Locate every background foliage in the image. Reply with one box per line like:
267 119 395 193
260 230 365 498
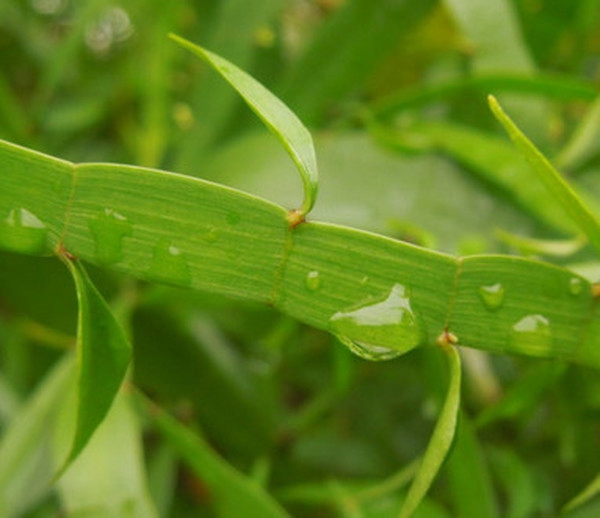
1 0 600 516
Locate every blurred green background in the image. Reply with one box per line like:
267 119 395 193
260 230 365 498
1 0 600 516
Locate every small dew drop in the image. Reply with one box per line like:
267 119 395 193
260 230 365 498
329 284 425 361
510 314 551 355
226 211 241 226
88 208 132 264
151 239 191 286
360 275 369 285
569 277 583 296
305 270 321 291
479 283 505 311
203 226 219 243
1 208 49 254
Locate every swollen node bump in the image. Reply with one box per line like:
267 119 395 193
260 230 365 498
286 209 305 229
436 327 458 347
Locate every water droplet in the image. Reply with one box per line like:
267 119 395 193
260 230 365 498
569 277 583 296
510 314 551 355
305 270 321 291
88 209 131 264
329 284 425 361
360 276 369 285
479 283 504 311
205 226 219 243
0 208 49 254
226 211 241 226
151 239 191 286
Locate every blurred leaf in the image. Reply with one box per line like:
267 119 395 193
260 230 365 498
475 362 566 429
371 74 597 119
278 0 437 125
57 258 131 473
170 34 318 218
446 416 498 518
54 389 158 518
370 119 576 233
494 229 585 257
557 96 600 172
489 95 600 255
174 0 283 168
0 355 74 517
139 393 290 518
398 345 461 518
564 472 600 514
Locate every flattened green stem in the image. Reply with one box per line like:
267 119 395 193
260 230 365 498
169 34 318 219
488 95 600 255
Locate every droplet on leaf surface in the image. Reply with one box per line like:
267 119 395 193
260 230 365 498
329 284 425 361
0 208 48 254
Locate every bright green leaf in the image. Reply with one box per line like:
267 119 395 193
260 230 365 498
0 355 74 517
138 393 289 518
169 33 318 219
489 95 600 255
398 345 462 518
57 258 132 473
54 390 158 518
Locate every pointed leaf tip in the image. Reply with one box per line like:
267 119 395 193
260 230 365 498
57 258 132 475
169 33 318 218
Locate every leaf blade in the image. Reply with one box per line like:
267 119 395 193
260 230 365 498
58 257 132 473
488 95 600 254
398 345 462 518
169 33 318 218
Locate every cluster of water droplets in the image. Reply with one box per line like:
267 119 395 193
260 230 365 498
329 283 425 361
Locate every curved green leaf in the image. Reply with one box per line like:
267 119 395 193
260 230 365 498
138 393 289 518
54 389 158 517
0 355 74 517
489 95 600 255
169 34 318 219
398 345 462 518
58 257 132 474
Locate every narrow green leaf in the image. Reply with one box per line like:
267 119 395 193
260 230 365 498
563 473 600 514
556 96 600 172
277 0 437 125
54 390 158 518
371 74 597 120
58 257 132 473
446 416 499 518
138 393 290 518
494 229 585 257
169 33 318 219
398 345 462 518
489 95 600 255
0 355 74 517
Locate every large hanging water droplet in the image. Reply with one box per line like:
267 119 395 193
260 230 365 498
150 239 191 286
0 208 49 254
479 283 504 311
568 277 583 296
329 284 425 361
305 270 321 291
88 208 131 264
510 314 551 355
